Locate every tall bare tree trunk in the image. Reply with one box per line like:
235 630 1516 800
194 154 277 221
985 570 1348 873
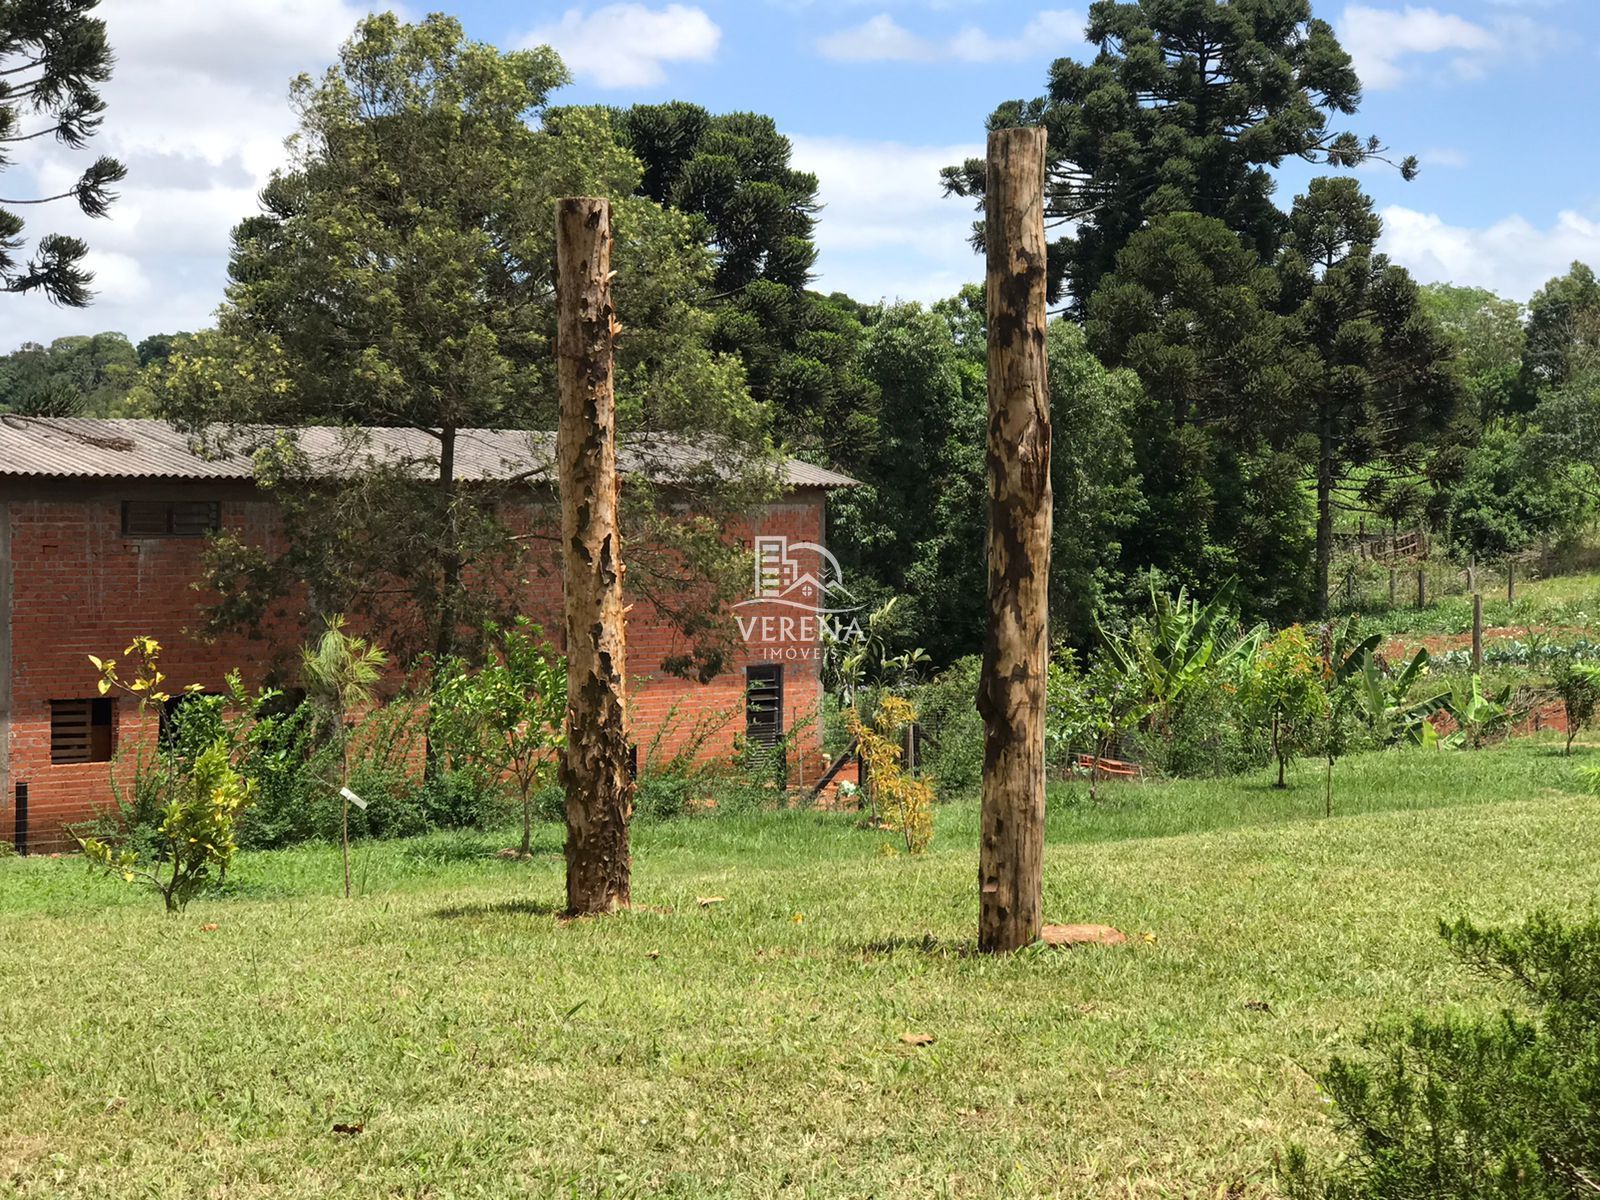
555 197 633 916
976 127 1052 955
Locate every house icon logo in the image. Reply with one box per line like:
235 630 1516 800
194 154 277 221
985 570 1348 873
737 536 860 616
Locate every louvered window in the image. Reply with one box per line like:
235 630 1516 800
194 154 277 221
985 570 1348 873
122 500 220 537
745 665 784 748
50 699 115 764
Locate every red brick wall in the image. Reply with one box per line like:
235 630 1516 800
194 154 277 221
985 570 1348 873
0 482 831 852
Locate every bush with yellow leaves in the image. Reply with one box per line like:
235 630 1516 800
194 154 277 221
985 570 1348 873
846 695 934 855
77 639 252 913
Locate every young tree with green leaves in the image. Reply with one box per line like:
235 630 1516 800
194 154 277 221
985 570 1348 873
432 620 565 858
943 0 1411 313
1243 625 1326 789
301 616 387 898
0 0 126 306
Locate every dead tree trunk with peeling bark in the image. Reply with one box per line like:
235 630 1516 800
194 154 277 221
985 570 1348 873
555 196 634 915
976 126 1052 955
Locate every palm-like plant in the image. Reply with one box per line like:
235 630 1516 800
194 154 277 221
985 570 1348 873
301 615 388 897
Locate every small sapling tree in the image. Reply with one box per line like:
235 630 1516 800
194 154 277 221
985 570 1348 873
846 695 933 854
1244 626 1327 789
1552 656 1600 755
77 638 252 913
432 619 566 858
300 616 387 898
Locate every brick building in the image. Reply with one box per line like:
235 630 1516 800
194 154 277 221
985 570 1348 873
0 417 855 852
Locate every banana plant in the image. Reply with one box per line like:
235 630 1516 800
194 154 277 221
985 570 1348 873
1437 675 1517 750
1098 579 1263 723
1352 648 1452 746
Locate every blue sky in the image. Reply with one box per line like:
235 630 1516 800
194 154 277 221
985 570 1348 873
7 0 1599 347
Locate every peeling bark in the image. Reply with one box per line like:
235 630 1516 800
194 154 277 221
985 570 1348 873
976 127 1052 955
555 197 633 916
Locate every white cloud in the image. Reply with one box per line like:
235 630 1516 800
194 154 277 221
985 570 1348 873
790 134 984 303
817 10 1086 64
1338 4 1557 89
817 14 931 61
1420 147 1469 169
520 4 720 88
1381 205 1600 300
6 0 372 347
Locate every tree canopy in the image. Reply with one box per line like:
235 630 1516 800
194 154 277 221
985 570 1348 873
942 0 1411 312
147 14 776 676
0 0 126 306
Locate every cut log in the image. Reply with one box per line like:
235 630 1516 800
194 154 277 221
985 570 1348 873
976 126 1052 955
555 196 634 916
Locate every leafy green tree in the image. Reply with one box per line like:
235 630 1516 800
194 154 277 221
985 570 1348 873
1088 212 1314 617
1521 262 1600 402
607 102 872 461
0 0 126 305
1447 423 1593 559
829 302 980 661
1046 320 1145 644
1420 283 1525 423
150 15 775 675
1277 178 1459 614
0 331 140 415
432 619 566 858
1243 624 1325 788
943 0 1410 312
833 295 1145 663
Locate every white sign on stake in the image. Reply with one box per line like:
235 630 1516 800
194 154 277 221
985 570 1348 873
339 786 368 811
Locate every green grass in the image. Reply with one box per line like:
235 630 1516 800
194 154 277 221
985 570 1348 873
2 741 1597 1197
1347 568 1600 640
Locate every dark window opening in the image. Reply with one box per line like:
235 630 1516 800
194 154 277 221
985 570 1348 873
51 698 115 764
122 500 220 537
745 665 784 748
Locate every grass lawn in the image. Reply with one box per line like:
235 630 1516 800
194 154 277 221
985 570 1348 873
1352 567 1600 640
2 741 1597 1197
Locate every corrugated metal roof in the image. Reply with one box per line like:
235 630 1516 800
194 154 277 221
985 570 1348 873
0 417 858 490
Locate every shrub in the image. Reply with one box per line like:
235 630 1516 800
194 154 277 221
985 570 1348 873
848 695 933 853
1242 625 1328 789
81 740 252 913
1552 657 1600 755
1287 912 1600 1199
911 657 984 799
431 619 565 857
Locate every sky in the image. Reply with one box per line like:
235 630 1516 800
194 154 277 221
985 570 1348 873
5 0 1600 349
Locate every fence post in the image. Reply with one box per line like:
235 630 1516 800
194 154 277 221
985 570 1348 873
1472 592 1484 675
1417 567 1426 610
1507 560 1516 603
976 125 1052 956
1389 567 1398 608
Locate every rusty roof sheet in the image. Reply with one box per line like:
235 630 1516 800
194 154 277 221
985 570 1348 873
0 417 857 490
